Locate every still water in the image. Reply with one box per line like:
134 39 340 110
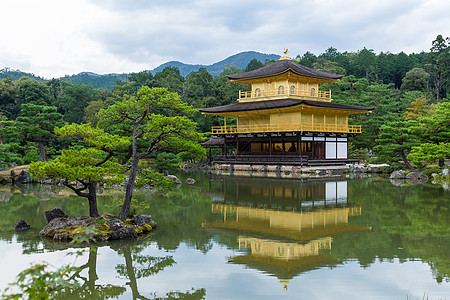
0 173 449 299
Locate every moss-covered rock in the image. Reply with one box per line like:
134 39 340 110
40 212 157 242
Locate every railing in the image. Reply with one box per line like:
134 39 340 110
211 123 362 134
239 89 332 102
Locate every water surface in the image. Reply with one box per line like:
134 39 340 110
0 173 449 299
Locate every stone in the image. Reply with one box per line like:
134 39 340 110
166 175 181 185
315 169 327 176
405 172 428 183
132 214 157 229
186 178 196 184
15 170 33 184
14 220 31 231
44 208 68 223
106 219 137 240
389 170 406 179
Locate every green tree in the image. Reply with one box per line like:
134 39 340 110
408 142 450 168
15 77 51 109
373 120 419 169
401 68 430 92
425 34 450 101
0 77 17 119
244 58 264 72
16 103 65 162
57 82 96 123
98 86 203 219
29 124 130 217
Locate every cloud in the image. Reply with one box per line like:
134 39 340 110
0 0 449 78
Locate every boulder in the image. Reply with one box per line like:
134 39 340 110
14 220 31 231
45 208 68 223
166 175 181 185
15 170 33 184
405 172 428 183
443 169 449 177
389 170 406 179
186 178 196 184
106 219 138 240
132 214 157 228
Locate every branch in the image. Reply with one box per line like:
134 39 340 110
62 180 89 198
95 149 114 167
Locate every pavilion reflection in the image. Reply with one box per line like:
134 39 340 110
205 177 370 289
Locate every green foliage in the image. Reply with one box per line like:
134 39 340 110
373 120 419 169
2 263 81 299
135 168 175 191
408 143 450 168
0 143 24 167
155 152 181 173
16 103 65 161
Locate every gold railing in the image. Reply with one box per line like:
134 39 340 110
211 123 362 134
239 89 332 102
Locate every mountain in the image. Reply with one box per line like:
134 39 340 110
0 68 45 82
1 51 280 89
59 72 129 90
151 51 280 77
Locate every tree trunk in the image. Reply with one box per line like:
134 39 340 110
400 150 415 170
38 141 46 162
438 158 444 168
88 182 99 217
119 123 139 220
119 155 139 219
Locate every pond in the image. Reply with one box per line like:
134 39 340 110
0 173 449 299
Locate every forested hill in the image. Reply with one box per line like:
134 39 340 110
0 51 279 89
152 51 280 77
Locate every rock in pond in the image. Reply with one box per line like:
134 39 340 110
186 178 196 184
40 213 157 242
389 170 406 179
45 208 68 223
14 220 31 231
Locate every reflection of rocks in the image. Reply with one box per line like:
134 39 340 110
33 184 65 201
390 170 406 179
14 220 31 231
15 183 34 195
40 211 157 242
390 179 406 187
0 190 13 202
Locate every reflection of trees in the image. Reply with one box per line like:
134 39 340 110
56 247 126 299
115 244 175 300
333 178 450 282
134 179 214 253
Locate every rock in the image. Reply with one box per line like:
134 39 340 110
186 178 196 184
15 170 33 184
14 220 31 231
315 169 327 176
106 219 137 240
44 208 68 223
405 172 428 183
166 175 181 185
389 170 406 179
132 214 157 229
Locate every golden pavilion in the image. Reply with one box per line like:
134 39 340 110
200 53 374 166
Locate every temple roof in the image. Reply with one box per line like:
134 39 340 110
227 59 344 81
199 98 375 114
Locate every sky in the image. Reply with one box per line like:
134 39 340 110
1 0 449 79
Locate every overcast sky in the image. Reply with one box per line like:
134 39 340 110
1 0 449 78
